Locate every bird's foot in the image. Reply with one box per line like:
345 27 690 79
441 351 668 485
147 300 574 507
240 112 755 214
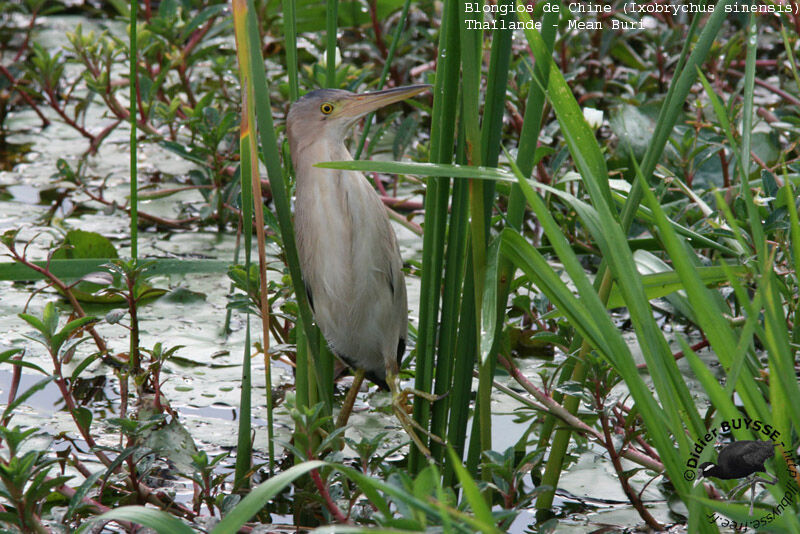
395 386 447 414
388 374 447 460
752 474 778 486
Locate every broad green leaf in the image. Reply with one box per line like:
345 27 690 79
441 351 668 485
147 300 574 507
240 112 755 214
211 461 324 533
51 230 119 260
75 506 195 534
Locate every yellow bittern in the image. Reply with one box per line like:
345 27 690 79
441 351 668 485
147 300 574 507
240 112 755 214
287 84 440 457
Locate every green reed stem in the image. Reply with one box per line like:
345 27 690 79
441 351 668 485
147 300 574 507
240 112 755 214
282 0 299 102
409 0 460 473
129 0 138 260
471 0 513 480
354 0 412 160
325 0 338 88
456 0 487 477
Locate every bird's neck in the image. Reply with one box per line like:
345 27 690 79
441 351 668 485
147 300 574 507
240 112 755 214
295 137 353 181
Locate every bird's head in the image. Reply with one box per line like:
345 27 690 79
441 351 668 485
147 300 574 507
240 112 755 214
698 462 715 479
286 85 430 156
693 461 716 488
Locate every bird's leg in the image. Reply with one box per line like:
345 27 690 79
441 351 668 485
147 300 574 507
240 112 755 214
335 368 365 429
746 474 777 515
751 474 778 486
727 476 754 500
388 373 447 460
727 473 777 501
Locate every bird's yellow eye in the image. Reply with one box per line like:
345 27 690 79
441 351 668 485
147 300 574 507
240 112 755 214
320 102 334 115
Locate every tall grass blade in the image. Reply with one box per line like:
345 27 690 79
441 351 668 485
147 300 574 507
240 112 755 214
739 10 766 261
516 1 735 516
247 77 274 476
633 145 770 424
231 0 257 488
429 159 469 467
448 448 494 527
507 176 715 530
239 0 325 403
466 0 514 477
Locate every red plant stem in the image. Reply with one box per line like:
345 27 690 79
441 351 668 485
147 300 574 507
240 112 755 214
371 172 388 196
386 205 422 235
12 7 37 62
750 150 773 177
368 0 388 59
182 18 215 60
88 119 123 154
127 287 140 375
496 355 664 472
599 411 663 530
0 65 51 127
45 350 115 470
81 187 200 227
1 354 22 427
57 482 112 514
636 338 709 369
136 65 148 125
6 253 108 355
380 196 423 211
172 18 217 111
505 100 525 134
635 433 661 461
727 69 800 106
719 149 730 189
728 59 779 68
310 468 349 523
99 89 162 135
43 88 96 141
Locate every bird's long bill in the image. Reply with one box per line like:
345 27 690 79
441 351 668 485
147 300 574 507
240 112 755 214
342 84 431 119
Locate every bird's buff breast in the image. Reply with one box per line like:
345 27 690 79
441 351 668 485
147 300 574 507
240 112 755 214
295 167 400 371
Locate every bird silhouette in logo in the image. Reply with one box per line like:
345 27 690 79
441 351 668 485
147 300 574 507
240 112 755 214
696 440 777 514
